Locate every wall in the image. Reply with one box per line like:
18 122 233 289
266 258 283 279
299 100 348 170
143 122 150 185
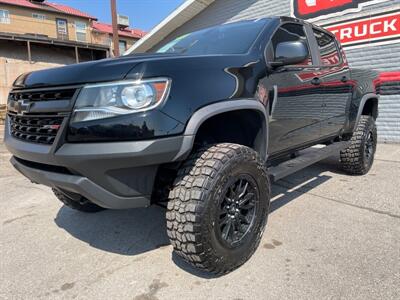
0 39 94 106
151 0 400 142
0 4 91 43
0 55 63 123
91 31 112 48
91 31 137 54
0 38 108 107
121 36 137 52
0 57 63 103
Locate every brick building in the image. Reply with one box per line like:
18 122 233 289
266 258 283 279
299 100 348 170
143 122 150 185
92 21 145 55
127 0 400 142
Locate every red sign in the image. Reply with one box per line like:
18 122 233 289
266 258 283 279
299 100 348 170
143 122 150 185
325 12 400 47
291 0 390 21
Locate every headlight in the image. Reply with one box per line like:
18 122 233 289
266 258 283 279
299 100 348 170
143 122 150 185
71 78 171 122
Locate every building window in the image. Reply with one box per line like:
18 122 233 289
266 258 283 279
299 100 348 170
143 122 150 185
32 13 46 21
57 19 68 34
75 21 87 42
119 40 127 54
0 9 10 24
56 18 68 40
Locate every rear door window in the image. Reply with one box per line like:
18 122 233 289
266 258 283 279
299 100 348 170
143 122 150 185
313 29 341 66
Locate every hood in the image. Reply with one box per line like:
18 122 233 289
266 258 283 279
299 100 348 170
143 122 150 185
12 53 189 89
13 53 258 90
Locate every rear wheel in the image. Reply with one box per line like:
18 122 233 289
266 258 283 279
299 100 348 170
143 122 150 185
166 143 270 275
52 188 105 213
340 115 377 175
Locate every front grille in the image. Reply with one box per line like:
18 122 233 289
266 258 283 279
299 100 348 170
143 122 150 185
7 87 77 145
8 113 64 145
9 89 76 102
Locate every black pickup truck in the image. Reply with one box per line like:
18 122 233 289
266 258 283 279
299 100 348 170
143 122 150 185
5 17 379 275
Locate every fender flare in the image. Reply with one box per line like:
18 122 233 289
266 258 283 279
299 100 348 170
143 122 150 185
354 93 379 130
173 99 269 161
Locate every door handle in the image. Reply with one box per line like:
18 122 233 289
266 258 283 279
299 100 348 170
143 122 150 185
311 77 321 85
341 76 348 83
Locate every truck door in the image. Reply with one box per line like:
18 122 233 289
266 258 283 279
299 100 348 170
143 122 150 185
261 23 324 155
311 28 353 138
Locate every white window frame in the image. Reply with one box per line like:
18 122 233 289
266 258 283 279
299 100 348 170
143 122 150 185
75 21 87 42
0 9 10 24
32 13 46 21
56 19 68 35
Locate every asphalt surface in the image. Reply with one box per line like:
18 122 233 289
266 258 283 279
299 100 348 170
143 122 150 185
1 134 399 299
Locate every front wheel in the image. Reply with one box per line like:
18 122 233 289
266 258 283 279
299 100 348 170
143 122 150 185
166 143 271 275
340 115 377 175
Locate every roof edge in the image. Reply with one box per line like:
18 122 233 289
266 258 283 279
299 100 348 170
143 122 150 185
92 21 146 39
0 1 97 20
124 0 215 55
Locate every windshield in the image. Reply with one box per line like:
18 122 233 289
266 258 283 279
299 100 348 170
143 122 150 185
155 19 269 55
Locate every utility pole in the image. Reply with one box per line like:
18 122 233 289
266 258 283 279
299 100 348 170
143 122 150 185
110 0 120 57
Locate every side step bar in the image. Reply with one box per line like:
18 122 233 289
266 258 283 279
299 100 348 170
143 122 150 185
268 141 349 182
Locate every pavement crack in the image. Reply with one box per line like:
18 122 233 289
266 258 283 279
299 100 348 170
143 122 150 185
3 213 37 225
375 158 400 164
275 181 400 219
133 279 168 300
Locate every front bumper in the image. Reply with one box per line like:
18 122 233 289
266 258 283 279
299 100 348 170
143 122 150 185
10 156 150 209
5 116 192 209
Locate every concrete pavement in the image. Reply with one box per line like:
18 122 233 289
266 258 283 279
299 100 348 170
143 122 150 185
1 139 399 300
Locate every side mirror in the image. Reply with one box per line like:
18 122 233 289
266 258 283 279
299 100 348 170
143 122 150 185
272 41 309 67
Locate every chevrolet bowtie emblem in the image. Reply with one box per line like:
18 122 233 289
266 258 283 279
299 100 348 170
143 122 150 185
15 100 33 115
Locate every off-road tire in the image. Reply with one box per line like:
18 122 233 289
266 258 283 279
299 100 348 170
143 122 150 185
166 143 271 275
340 115 377 175
52 188 105 213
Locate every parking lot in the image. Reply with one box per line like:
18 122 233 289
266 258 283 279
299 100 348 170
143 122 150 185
1 133 399 299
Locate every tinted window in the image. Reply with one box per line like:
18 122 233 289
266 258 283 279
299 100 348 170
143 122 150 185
313 29 340 66
271 23 312 65
155 19 269 55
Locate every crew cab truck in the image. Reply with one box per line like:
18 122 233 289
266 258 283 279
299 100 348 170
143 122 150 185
5 17 379 275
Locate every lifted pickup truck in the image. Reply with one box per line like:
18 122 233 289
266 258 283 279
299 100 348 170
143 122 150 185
5 17 379 275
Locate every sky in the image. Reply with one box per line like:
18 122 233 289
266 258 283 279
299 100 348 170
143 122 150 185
53 0 186 31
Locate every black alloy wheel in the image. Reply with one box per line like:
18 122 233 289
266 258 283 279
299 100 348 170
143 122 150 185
218 176 258 247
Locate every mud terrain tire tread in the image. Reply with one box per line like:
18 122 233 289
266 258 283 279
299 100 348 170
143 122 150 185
340 115 377 175
166 143 270 275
